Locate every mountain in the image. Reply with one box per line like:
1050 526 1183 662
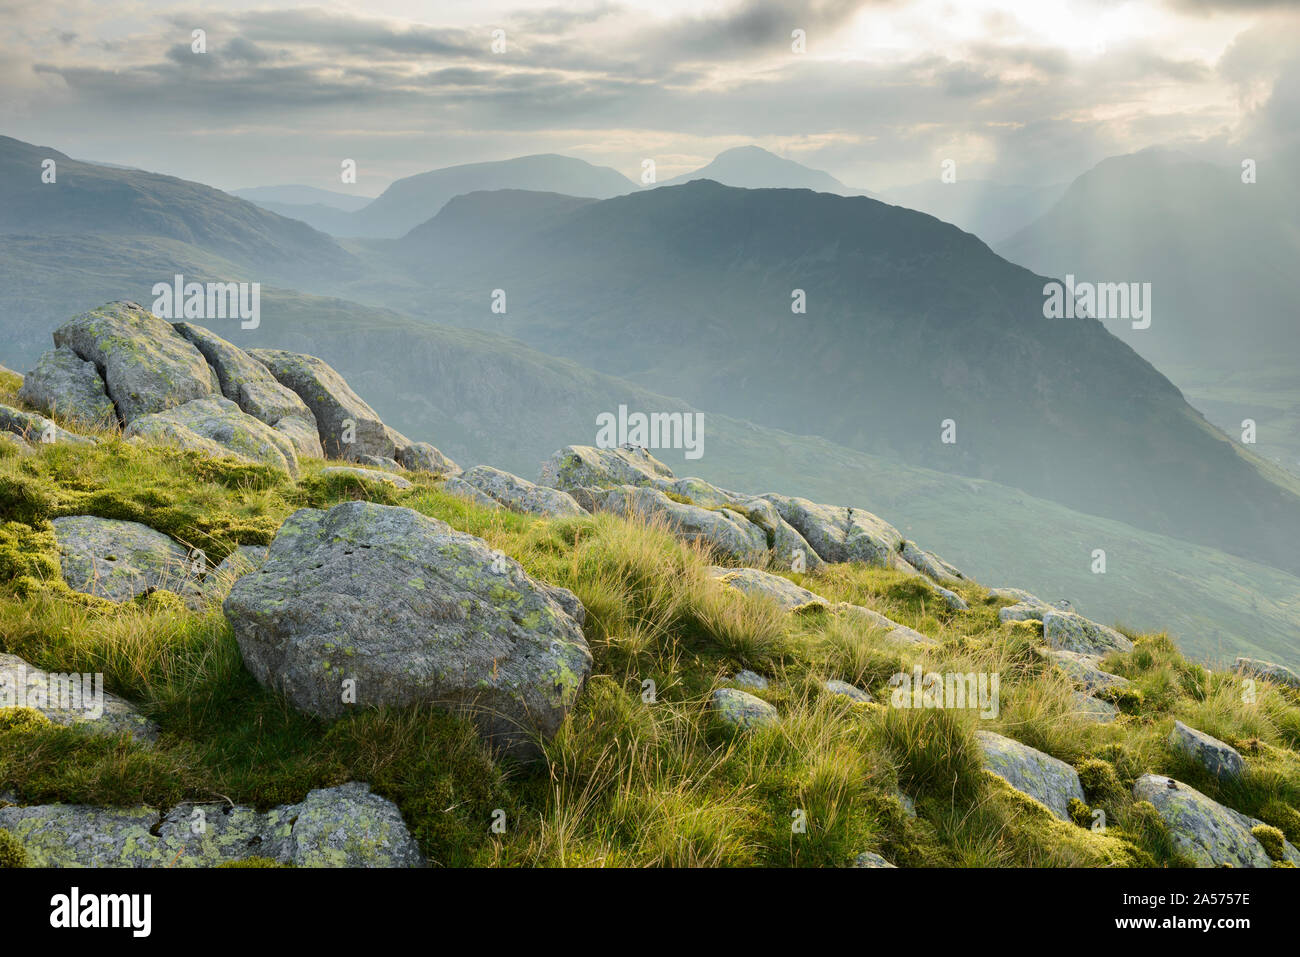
658 145 870 194
380 180 1300 579
232 185 374 211
880 178 1068 244
288 154 640 238
0 135 356 281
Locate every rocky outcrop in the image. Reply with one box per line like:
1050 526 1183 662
760 495 903 568
0 653 159 744
1042 611 1133 656
16 347 117 429
731 670 769 690
52 302 219 424
1168 721 1245 781
459 465 586 517
52 515 198 603
0 782 424 868
1235 657 1300 689
0 404 95 447
977 730 1086 821
223 501 591 759
124 397 300 476
319 465 413 489
442 476 502 509
708 566 828 611
900 541 965 585
540 444 675 489
711 688 778 731
1041 648 1131 693
576 486 768 562
1132 775 1299 868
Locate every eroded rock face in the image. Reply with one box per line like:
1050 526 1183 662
459 465 586 517
1042 611 1133 656
728 496 826 573
1168 721 1245 781
17 347 117 429
53 301 219 424
52 515 197 602
977 730 1086 821
539 444 675 489
760 495 903 567
1132 775 1285 868
172 323 322 458
0 653 159 744
0 782 424 868
0 404 95 447
711 688 778 731
124 397 300 475
224 502 591 759
576 485 767 562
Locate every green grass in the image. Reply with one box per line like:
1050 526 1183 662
2 391 1300 867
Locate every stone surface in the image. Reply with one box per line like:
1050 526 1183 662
708 566 828 612
824 679 873 703
0 404 95 447
1168 720 1245 781
389 435 460 477
1132 774 1279 868
17 347 117 429
900 541 965 585
998 601 1047 623
1042 611 1133 656
1071 691 1119 723
760 494 903 567
1234 657 1300 689
976 730 1086 821
200 545 269 601
125 397 299 475
711 688 778 731
731 669 769 690
1042 648 1131 693
459 465 586 517
0 782 424 868
578 485 768 562
539 444 676 489
224 501 591 759
442 476 502 509
0 653 159 744
837 604 937 647
52 515 197 602
851 851 897 868
728 496 826 573
319 465 413 489
251 348 392 459
173 322 323 458
52 301 219 424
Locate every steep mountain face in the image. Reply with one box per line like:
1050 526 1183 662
879 178 1067 245
997 150 1300 374
314 154 637 238
657 145 869 194
0 136 356 282
383 180 1300 577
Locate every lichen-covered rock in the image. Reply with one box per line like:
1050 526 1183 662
53 515 197 602
727 496 826 573
200 545 269 601
711 688 778 731
760 495 903 567
224 501 591 759
651 476 745 507
1234 657 1300 689
539 444 676 490
389 435 460 477
1041 648 1131 693
1132 775 1280 868
442 476 502 509
250 348 391 459
1168 721 1245 781
0 653 159 744
837 604 937 647
1042 611 1133 656
999 601 1047 623
824 679 873 703
0 783 424 867
125 397 299 475
851 851 897 868
708 566 828 612
17 347 117 429
731 670 769 690
1072 691 1119 723
318 465 413 489
459 465 586 517
579 485 768 562
172 322 323 458
0 404 96 447
976 730 1086 821
933 584 968 611
52 301 219 424
900 541 965 585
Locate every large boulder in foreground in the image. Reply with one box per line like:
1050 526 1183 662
224 501 591 759
0 783 423 867
977 730 1085 821
1132 774 1299 868
17 347 117 429
52 301 219 424
124 397 300 475
52 515 198 602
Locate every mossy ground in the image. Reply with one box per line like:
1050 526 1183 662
2 380 1300 867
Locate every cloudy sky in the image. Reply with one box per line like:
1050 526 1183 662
1 0 1296 194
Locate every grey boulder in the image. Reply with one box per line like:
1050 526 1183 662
1132 774 1296 868
124 397 299 475
577 485 767 562
1168 720 1245 781
539 444 676 490
760 495 903 567
459 465 586 517
52 515 198 602
0 404 95 447
1043 611 1133 656
1234 657 1300 690
976 730 1086 821
17 347 117 429
711 688 778 731
319 465 413 489
0 652 159 744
